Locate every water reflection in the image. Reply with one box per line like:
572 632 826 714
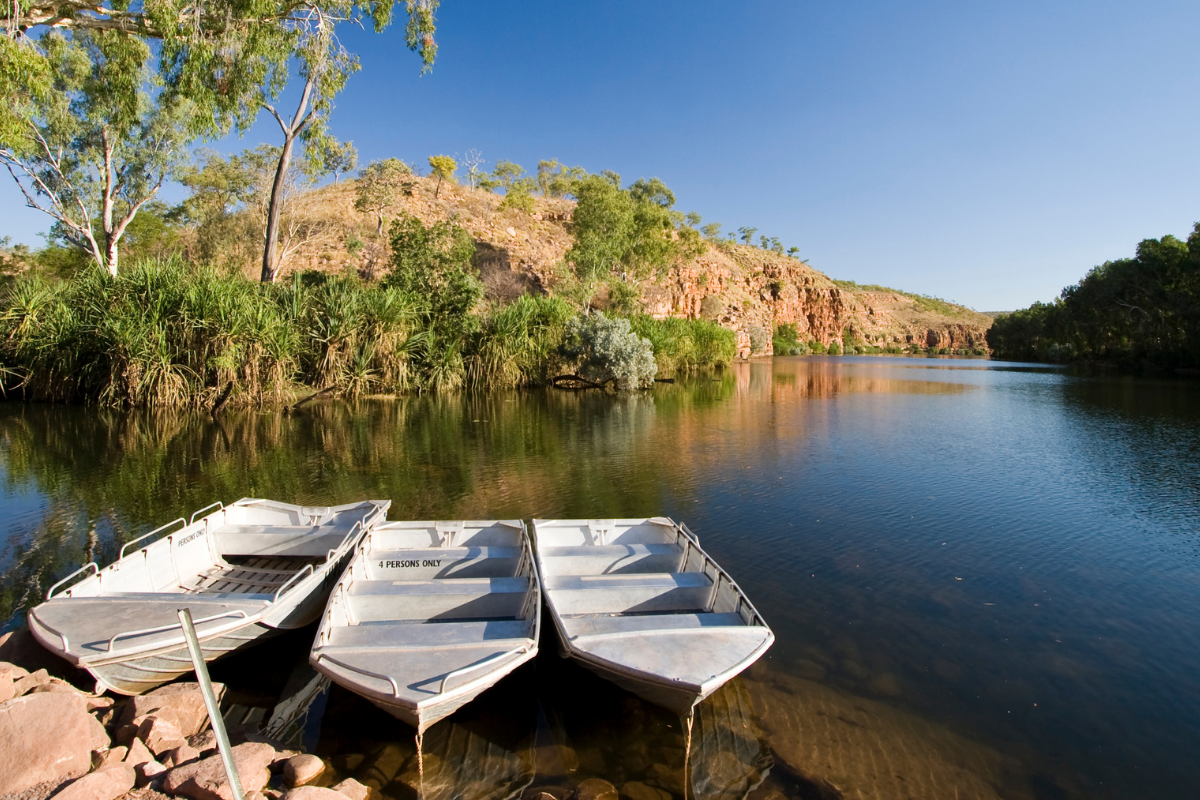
2 357 1199 799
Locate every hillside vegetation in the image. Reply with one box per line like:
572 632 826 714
988 227 1200 368
0 159 991 407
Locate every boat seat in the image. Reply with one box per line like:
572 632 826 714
363 547 521 580
560 611 744 640
215 527 348 558
347 577 530 622
538 543 683 576
542 572 712 615
324 619 532 650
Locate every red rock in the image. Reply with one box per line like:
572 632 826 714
285 788 349 800
283 754 325 787
28 678 88 697
330 778 373 800
12 667 51 696
0 672 11 703
97 745 128 768
163 743 202 767
163 741 276 800
52 763 136 800
87 695 116 713
188 729 218 754
124 736 155 767
137 714 188 755
121 682 224 738
137 757 168 786
0 661 30 681
0 692 97 794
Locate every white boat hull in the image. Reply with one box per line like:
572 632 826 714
311 520 541 733
30 498 388 694
533 518 774 718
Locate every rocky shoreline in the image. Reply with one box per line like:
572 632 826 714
0 658 379 800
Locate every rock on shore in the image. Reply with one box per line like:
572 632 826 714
0 652 369 800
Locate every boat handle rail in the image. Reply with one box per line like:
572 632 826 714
315 653 400 697
272 564 314 602
106 609 248 652
439 645 527 695
677 521 768 624
120 518 187 561
189 502 225 525
46 562 99 600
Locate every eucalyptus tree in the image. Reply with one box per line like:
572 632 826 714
322 139 358 183
2 0 443 281
355 158 412 235
0 30 192 275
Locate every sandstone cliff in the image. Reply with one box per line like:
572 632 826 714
280 176 991 359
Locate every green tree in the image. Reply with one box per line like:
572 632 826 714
738 226 757 244
482 160 525 192
536 159 586 198
701 222 723 240
355 158 412 235
0 30 192 275
3 0 440 148
685 211 702 228
428 154 457 198
386 212 482 384
322 140 358 183
628 177 675 208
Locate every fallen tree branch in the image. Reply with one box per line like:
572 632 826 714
210 381 233 416
285 386 334 414
549 374 605 391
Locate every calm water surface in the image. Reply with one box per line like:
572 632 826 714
1 356 1198 800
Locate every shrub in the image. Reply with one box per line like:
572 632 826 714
559 313 657 390
498 187 534 213
700 294 723 320
827 340 842 355
773 323 804 355
747 325 769 355
808 340 827 354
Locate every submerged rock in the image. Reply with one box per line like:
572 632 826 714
745 668 1035 799
866 672 902 697
619 782 671 800
330 776 374 800
575 777 618 800
796 659 827 681
533 745 579 777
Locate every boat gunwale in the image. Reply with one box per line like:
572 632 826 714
30 498 389 665
309 518 542 731
531 516 774 709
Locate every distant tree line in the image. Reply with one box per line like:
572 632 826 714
987 226 1200 368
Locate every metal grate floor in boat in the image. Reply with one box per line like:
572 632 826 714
185 557 310 595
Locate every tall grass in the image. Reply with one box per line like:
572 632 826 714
0 259 737 407
629 315 737 373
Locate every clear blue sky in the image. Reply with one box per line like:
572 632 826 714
4 0 1200 311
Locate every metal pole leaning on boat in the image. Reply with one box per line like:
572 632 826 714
177 608 246 800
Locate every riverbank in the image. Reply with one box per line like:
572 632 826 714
0 259 735 408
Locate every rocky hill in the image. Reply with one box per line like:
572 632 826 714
284 176 992 358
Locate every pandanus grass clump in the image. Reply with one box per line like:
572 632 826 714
0 255 735 408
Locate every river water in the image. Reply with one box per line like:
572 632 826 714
1 356 1198 799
